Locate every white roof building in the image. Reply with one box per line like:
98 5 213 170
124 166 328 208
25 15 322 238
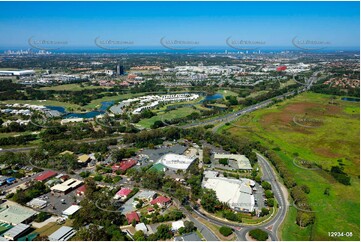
203 177 255 212
26 198 48 209
50 179 83 193
3 223 30 241
171 220 185 231
158 153 196 170
135 223 148 233
48 226 76 241
214 153 252 170
62 205 81 217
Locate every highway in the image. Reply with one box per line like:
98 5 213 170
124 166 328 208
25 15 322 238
0 73 320 240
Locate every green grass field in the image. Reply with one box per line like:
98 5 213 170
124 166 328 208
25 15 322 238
138 106 199 128
38 83 110 91
83 92 149 110
219 92 360 241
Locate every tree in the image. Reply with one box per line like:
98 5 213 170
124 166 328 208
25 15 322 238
264 190 274 199
201 189 221 213
261 181 271 190
156 224 173 240
266 198 275 207
77 224 110 241
301 184 310 194
133 231 146 241
35 212 49 222
219 158 229 166
260 208 270 217
219 226 233 237
249 229 269 241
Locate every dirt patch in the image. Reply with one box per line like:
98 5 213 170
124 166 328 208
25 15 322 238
313 147 340 158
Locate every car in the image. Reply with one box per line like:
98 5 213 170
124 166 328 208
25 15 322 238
61 199 66 204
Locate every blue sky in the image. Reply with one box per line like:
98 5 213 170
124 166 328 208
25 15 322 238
0 1 359 49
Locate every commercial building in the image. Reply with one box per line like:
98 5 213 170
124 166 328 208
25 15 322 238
214 153 252 170
77 154 91 164
62 205 81 217
0 70 35 76
50 179 83 194
26 198 48 209
34 170 57 182
76 185 86 196
203 177 255 212
48 226 76 241
157 153 196 170
3 223 31 241
0 202 37 225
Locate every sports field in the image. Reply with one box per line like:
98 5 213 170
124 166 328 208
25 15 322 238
220 92 360 241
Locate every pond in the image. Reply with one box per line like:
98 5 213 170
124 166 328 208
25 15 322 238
46 101 114 119
201 93 224 102
341 97 360 102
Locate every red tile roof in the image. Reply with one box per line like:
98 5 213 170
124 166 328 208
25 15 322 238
126 211 140 224
116 188 132 197
112 159 137 172
151 196 171 205
76 185 86 195
35 171 57 182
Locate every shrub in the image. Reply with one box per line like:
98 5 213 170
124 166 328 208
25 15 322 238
249 229 269 241
219 226 233 237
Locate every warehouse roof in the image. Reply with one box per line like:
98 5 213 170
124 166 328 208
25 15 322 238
48 226 76 241
3 223 30 240
35 170 57 182
214 153 252 170
62 205 81 216
0 202 37 225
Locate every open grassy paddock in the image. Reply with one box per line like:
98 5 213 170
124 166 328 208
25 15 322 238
138 106 200 128
219 92 360 241
38 83 111 91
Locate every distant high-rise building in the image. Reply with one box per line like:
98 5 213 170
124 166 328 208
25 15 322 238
116 65 124 76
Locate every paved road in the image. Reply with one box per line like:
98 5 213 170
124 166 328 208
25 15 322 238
188 153 286 241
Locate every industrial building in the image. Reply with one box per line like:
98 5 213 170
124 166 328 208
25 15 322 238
157 153 196 170
202 177 255 212
0 202 37 225
214 153 253 170
34 170 57 182
48 226 76 241
3 223 31 241
26 198 48 209
0 70 35 76
50 179 83 194
62 205 81 217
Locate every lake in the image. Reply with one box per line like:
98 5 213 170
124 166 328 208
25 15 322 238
201 93 224 102
46 101 114 119
341 97 360 102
